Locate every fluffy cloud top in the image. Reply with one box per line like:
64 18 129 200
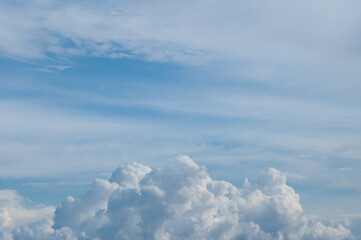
0 156 357 239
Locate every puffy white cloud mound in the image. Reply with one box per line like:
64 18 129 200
0 156 357 239
0 190 73 240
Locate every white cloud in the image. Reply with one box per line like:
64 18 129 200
0 190 54 227
1 156 358 239
1 0 361 74
31 65 72 73
0 190 59 240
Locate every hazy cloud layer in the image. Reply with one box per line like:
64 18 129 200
0 156 358 239
1 1 361 71
1 0 361 107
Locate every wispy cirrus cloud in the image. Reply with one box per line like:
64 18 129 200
1 0 361 67
1 0 360 104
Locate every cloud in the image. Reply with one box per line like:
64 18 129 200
31 65 72 73
0 190 54 227
0 190 58 240
0 156 358 239
1 0 361 71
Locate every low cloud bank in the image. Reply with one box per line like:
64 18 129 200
0 156 358 239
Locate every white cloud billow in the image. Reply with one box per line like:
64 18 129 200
0 156 357 239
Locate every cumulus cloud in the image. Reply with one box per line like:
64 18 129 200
0 190 62 240
0 190 54 227
0 156 358 239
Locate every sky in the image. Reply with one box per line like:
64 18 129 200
1 0 361 239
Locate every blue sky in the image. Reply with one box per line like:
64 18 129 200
1 0 361 222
